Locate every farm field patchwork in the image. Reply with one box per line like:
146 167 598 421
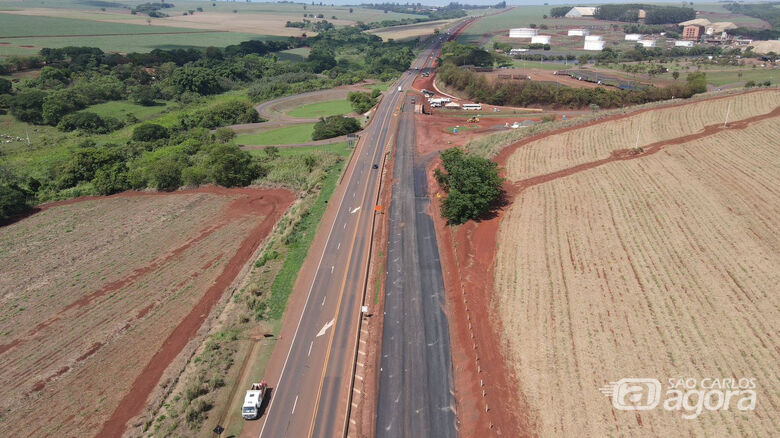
286 99 353 118
0 187 293 437
504 89 780 181
493 95 780 437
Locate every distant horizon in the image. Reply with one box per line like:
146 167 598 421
243 0 723 7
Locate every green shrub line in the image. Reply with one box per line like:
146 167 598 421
268 158 344 319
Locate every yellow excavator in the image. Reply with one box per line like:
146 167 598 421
467 116 479 123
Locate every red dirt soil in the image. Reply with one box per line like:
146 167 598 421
421 88 779 438
415 115 535 437
0 186 293 438
97 187 294 437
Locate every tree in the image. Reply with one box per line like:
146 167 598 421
672 71 680 80
312 115 361 140
0 183 30 221
0 78 11 95
349 7 353 13
206 143 262 187
129 85 158 106
170 66 222 95
264 146 280 159
434 148 502 225
214 127 236 143
8 89 47 124
132 123 169 142
93 162 129 195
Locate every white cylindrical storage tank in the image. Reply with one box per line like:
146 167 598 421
583 40 605 51
567 29 589 36
509 28 538 38
625 33 641 41
531 35 551 44
584 35 603 41
638 39 656 47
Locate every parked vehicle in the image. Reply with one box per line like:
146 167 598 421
242 382 268 420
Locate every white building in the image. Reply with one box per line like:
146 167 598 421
637 39 656 47
583 40 605 51
509 28 538 38
674 40 694 47
565 7 597 18
624 33 641 41
567 29 589 37
584 35 603 42
531 35 551 45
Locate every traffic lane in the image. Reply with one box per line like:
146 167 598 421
258 208 357 437
272 86 398 437
258 150 380 437
310 93 399 437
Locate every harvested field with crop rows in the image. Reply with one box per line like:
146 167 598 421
504 90 780 182
494 98 779 436
0 187 292 437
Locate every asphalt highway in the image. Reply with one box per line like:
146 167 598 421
375 22 474 438
255 25 466 438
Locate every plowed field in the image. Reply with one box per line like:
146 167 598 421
0 187 293 437
494 92 779 436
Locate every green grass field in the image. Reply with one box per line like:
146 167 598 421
87 100 171 121
249 141 351 158
286 100 353 118
0 13 197 38
277 47 311 63
236 123 315 146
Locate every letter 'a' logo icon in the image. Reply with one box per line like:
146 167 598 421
600 378 662 411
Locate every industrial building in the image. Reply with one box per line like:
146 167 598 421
624 34 641 41
567 29 589 36
637 39 656 48
509 28 538 38
674 40 695 48
584 35 603 42
583 40 605 51
531 35 552 45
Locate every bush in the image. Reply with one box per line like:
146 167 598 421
178 100 259 130
348 91 378 114
205 143 263 187
0 184 30 221
170 66 222 96
57 111 122 133
312 115 360 140
132 123 169 142
434 148 502 225
129 85 158 106
0 78 11 95
8 90 47 124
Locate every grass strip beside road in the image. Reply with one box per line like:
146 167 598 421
236 123 315 145
287 100 353 118
268 158 345 318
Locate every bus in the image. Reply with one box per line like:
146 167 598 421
462 103 482 111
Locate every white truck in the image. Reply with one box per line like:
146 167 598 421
242 382 268 420
397 85 402 92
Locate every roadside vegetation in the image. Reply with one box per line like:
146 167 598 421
348 89 381 113
149 142 350 436
0 26 416 218
434 147 502 225
437 42 709 108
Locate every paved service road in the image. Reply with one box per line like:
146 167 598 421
255 22 468 438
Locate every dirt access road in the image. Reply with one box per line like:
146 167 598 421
0 187 293 438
